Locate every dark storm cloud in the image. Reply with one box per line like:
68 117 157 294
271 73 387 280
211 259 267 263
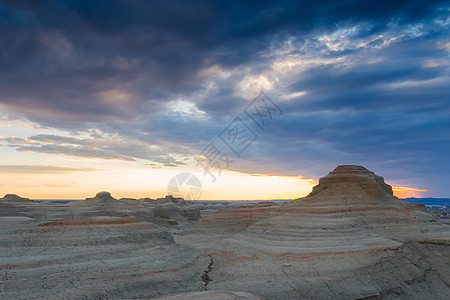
0 0 449 194
0 0 446 121
249 44 449 190
285 39 449 113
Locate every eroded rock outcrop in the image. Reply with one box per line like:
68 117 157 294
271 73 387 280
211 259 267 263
1 165 448 299
85 191 117 203
153 203 201 221
177 165 450 299
153 195 200 223
0 216 209 299
308 165 394 198
138 197 156 203
156 195 185 205
0 194 32 202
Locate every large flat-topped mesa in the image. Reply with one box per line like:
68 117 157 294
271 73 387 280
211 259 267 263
306 165 395 199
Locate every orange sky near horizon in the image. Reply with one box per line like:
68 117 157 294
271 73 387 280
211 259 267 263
0 162 428 200
0 161 427 200
0 118 430 200
1 0 449 202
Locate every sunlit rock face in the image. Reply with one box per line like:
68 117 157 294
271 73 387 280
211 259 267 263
178 165 450 300
308 165 394 198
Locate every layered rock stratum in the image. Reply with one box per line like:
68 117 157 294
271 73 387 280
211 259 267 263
0 192 207 299
177 165 450 299
0 216 209 299
0 166 448 299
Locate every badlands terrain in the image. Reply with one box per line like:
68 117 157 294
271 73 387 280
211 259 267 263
0 165 449 299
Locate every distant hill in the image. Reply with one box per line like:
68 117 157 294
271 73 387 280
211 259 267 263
402 197 450 206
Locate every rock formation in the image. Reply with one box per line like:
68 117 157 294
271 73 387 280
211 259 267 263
138 197 156 203
153 196 201 222
153 203 201 221
177 165 450 299
0 216 209 299
153 203 184 219
309 165 394 197
1 165 448 299
118 197 137 201
84 191 117 203
0 194 32 202
156 195 185 205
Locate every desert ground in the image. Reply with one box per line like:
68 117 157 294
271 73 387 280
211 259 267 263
0 166 449 299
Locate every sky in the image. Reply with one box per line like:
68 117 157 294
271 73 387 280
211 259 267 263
0 0 449 200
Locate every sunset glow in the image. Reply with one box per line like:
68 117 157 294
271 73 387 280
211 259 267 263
0 1 448 200
392 186 428 198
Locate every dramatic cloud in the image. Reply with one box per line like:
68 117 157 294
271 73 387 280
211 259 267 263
0 133 188 166
0 0 449 195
